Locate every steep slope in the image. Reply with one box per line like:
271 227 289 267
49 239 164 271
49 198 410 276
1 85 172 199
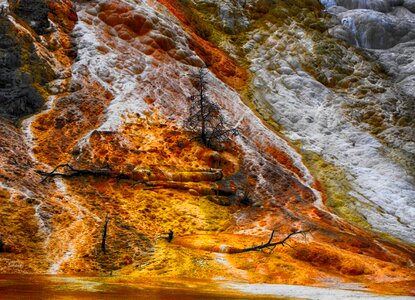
167 0 415 242
0 0 414 296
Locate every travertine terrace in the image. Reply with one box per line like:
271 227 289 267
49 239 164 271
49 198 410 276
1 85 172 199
0 0 414 296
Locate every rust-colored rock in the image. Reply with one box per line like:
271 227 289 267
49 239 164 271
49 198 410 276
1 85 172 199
158 0 248 91
98 1 153 36
48 0 78 32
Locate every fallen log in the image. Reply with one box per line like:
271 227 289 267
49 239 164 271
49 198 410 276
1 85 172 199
37 164 116 183
37 164 223 185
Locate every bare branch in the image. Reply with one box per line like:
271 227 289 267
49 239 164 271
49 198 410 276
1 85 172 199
266 229 276 245
230 228 312 254
37 163 115 183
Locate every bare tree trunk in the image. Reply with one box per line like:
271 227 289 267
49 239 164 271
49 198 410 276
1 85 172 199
167 230 174 242
198 69 207 146
102 214 109 253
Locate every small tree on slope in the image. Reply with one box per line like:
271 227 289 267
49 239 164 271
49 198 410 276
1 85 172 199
185 68 237 149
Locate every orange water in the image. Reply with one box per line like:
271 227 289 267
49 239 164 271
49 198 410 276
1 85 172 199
0 275 288 300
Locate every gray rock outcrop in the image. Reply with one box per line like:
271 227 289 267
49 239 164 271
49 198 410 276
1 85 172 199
322 0 415 49
0 19 44 121
8 0 50 34
403 0 415 12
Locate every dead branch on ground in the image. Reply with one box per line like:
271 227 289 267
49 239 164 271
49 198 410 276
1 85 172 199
37 163 224 185
37 163 115 183
231 228 312 254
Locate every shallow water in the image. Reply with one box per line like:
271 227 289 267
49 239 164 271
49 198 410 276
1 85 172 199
1 275 413 300
0 275 286 300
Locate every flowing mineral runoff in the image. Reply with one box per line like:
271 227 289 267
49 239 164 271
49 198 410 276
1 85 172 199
239 0 415 242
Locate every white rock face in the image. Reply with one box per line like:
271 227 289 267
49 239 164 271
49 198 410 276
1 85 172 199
180 0 415 242
248 45 415 241
404 0 415 11
372 40 415 98
321 0 415 164
323 0 398 12
336 10 414 48
229 5 414 241
217 0 249 34
322 0 415 49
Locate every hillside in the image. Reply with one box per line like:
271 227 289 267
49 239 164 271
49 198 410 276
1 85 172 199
0 0 414 296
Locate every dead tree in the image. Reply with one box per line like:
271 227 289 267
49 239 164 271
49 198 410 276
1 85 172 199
227 228 312 254
102 214 109 253
166 230 174 242
185 68 238 148
37 163 115 183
